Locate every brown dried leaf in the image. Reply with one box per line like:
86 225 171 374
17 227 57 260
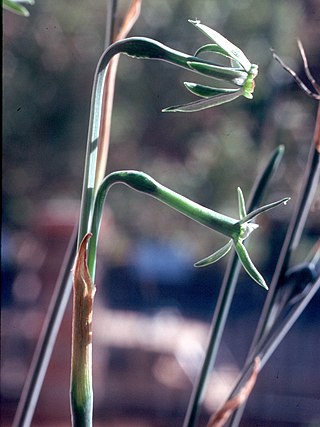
70 233 96 409
72 233 96 352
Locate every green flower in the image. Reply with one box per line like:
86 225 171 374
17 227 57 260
89 171 289 289
163 20 259 112
194 187 288 290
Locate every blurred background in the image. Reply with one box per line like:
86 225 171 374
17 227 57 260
2 0 320 426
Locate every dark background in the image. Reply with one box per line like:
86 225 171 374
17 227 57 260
2 0 320 426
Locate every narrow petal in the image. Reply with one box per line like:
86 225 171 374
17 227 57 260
184 82 240 99
194 240 233 267
195 43 235 60
240 197 290 224
187 61 247 86
234 240 268 289
3 0 33 16
189 20 252 72
162 91 241 113
237 187 247 220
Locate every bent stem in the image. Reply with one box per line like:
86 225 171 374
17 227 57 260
71 19 255 426
71 4 141 425
78 23 258 245
87 169 288 286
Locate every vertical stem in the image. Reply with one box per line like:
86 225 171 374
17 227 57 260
12 226 77 427
71 4 141 425
256 104 319 342
228 104 320 427
182 146 284 427
183 257 242 427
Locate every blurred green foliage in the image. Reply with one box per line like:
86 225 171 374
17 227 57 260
3 0 319 266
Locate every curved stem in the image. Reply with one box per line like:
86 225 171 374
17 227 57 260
87 170 239 280
78 36 250 247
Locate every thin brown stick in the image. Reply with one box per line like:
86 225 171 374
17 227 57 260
205 357 260 427
95 0 142 188
271 44 320 101
297 39 320 95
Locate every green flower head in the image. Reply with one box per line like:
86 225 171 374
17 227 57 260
90 172 289 290
163 20 259 112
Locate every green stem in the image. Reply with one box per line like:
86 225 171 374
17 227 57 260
88 170 240 280
224 273 320 427
182 145 284 427
228 105 320 427
78 36 250 247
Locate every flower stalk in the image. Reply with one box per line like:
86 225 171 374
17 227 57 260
78 20 258 246
88 170 289 288
72 19 260 426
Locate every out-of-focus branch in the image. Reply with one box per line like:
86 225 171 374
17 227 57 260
271 40 320 101
206 358 260 427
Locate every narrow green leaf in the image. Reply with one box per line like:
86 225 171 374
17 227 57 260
194 240 233 267
184 82 240 99
162 91 241 113
235 241 268 289
189 20 252 72
237 187 247 220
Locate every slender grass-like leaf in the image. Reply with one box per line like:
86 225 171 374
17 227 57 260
183 145 285 427
228 104 320 427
